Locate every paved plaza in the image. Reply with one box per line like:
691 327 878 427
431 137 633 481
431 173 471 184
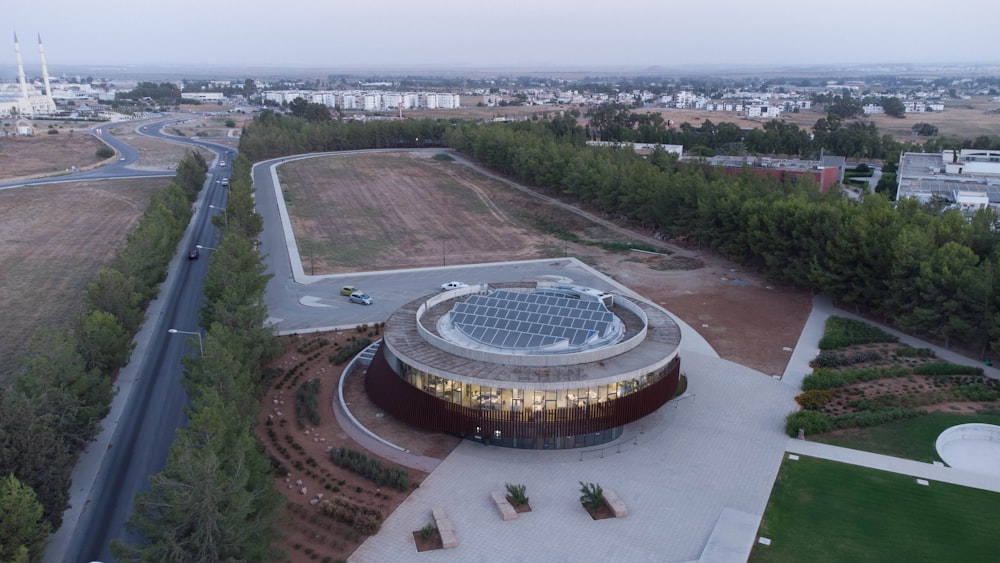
349 351 799 562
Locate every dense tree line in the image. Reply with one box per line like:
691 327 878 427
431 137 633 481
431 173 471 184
114 154 284 562
116 82 184 104
238 110 452 161
0 153 207 556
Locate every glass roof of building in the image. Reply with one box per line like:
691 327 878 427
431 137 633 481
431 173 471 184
449 289 615 350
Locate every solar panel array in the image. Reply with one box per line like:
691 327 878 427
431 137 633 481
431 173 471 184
449 290 614 349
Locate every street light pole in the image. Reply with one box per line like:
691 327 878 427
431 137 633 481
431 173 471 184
168 328 203 356
209 204 228 229
196 244 218 251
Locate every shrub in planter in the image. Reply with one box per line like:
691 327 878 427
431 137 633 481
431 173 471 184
505 482 529 506
579 482 604 509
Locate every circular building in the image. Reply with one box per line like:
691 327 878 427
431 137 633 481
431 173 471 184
365 282 682 449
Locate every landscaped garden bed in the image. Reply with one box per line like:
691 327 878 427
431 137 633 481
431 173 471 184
786 317 1000 454
256 331 429 563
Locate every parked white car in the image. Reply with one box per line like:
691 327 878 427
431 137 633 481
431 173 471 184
441 281 469 291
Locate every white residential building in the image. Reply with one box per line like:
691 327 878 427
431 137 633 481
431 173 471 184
745 104 781 118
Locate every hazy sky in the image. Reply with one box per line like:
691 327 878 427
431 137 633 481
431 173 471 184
5 0 1000 71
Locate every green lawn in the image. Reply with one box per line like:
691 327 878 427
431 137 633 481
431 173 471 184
811 412 1000 462
750 456 1000 563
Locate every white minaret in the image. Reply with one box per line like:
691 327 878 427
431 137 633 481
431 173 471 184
37 33 52 97
14 32 29 100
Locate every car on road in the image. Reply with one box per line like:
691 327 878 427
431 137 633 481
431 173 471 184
441 281 469 291
221 178 229 187
119 156 126 161
340 285 359 296
220 161 226 166
349 292 373 305
187 249 200 260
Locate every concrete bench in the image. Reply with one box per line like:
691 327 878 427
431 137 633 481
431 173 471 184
603 488 628 518
491 490 518 521
432 507 458 549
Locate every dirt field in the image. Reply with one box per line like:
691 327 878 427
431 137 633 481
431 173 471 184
0 130 109 179
281 151 812 377
0 179 167 374
279 152 555 271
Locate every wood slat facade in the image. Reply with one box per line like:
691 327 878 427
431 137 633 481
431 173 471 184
366 346 680 448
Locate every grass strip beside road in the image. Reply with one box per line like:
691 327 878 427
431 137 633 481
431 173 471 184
750 455 1000 562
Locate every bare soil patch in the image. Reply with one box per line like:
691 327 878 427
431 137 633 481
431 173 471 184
0 130 108 179
508 497 532 513
0 179 166 374
411 527 444 552
257 333 460 563
281 152 553 271
582 502 616 520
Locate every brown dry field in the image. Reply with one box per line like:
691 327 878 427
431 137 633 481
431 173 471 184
0 118 216 375
0 179 167 374
282 151 812 377
0 129 110 179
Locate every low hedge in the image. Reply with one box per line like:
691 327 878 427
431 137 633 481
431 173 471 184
818 316 898 350
795 389 834 410
786 407 928 437
786 410 832 437
802 366 910 391
830 408 925 430
913 362 984 376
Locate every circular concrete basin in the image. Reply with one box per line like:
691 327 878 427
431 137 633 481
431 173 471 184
935 423 1000 476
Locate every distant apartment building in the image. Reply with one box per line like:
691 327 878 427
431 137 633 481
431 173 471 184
896 150 1000 211
185 92 224 102
260 89 462 112
863 104 884 114
745 104 782 119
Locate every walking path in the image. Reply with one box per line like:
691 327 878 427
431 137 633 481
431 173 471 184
783 294 999 390
786 439 1000 493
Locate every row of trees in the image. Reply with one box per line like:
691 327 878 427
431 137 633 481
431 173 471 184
238 109 452 162
113 155 284 561
0 153 208 561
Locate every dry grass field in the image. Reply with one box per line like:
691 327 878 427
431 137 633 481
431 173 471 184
0 179 167 374
279 152 555 271
0 130 109 179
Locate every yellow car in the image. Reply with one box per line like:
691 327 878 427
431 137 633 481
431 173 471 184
341 285 359 296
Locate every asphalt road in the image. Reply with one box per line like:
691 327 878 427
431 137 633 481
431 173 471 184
44 118 235 562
